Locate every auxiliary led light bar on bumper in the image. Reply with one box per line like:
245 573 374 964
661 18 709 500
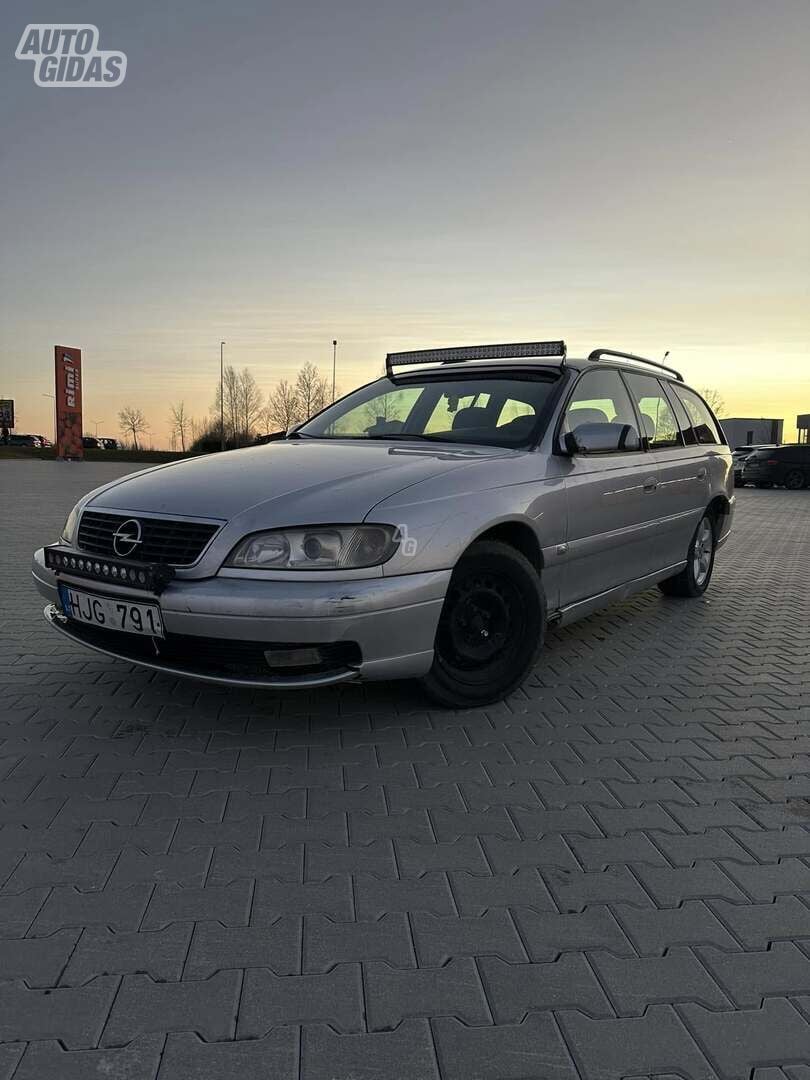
44 546 176 594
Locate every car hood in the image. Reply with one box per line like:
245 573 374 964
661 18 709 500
87 439 507 524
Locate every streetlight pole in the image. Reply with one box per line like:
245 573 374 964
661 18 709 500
93 420 103 437
332 339 337 402
220 341 226 451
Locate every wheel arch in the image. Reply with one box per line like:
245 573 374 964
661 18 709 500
468 519 544 575
706 493 732 538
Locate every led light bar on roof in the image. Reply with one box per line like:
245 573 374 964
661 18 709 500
386 340 566 377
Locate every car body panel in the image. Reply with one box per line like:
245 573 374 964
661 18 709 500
648 444 710 566
558 448 660 602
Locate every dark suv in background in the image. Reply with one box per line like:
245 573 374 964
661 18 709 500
741 445 810 489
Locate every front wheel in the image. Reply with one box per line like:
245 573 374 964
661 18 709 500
420 540 546 708
658 513 716 598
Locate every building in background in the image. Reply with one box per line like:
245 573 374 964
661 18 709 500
0 399 14 431
797 414 810 445
721 416 784 448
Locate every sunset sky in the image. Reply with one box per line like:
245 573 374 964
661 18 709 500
1 0 808 445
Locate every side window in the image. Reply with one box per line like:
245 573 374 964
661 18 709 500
675 387 723 445
662 381 698 445
327 386 422 436
623 372 682 449
562 369 640 450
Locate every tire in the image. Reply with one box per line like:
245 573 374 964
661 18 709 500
420 540 546 708
658 512 716 598
784 469 806 491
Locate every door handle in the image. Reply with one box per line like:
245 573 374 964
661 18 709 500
643 477 658 493
697 467 707 480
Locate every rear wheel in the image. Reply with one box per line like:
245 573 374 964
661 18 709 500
784 469 806 490
420 540 545 708
658 513 716 598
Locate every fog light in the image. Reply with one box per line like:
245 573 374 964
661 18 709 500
264 647 323 669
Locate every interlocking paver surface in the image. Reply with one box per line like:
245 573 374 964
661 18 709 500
1 459 810 1079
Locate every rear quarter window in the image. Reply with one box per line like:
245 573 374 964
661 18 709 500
674 386 725 446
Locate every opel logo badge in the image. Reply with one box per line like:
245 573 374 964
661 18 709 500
112 518 143 558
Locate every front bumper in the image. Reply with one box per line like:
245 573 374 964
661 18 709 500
33 547 450 688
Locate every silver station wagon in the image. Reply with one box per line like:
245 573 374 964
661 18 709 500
33 341 734 707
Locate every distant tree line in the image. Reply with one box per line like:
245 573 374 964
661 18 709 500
164 361 335 453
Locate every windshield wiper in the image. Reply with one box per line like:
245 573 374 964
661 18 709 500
360 432 450 442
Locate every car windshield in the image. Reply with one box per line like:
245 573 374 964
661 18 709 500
296 373 559 449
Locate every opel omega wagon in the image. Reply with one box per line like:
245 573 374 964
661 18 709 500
32 341 734 707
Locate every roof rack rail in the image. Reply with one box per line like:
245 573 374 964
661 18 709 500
587 348 683 382
386 340 566 379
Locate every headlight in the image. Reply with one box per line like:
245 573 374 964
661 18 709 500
60 505 80 544
225 524 399 570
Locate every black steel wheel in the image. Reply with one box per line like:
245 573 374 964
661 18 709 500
420 540 545 707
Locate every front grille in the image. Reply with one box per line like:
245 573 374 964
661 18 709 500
77 511 219 566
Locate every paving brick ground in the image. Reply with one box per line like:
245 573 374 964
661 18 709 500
1 459 810 1079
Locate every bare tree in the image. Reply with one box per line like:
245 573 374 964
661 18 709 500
118 406 150 451
700 388 726 417
169 401 190 452
265 379 301 431
362 392 404 427
190 416 208 444
211 365 240 444
237 367 263 440
211 366 263 446
295 362 330 420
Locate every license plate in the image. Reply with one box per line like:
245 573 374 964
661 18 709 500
58 585 164 638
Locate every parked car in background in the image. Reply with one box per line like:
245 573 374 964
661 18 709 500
98 438 120 450
741 444 810 490
9 434 42 447
33 341 734 707
82 436 100 449
731 444 776 485
33 435 53 447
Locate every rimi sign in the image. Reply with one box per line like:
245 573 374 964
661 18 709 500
55 346 83 459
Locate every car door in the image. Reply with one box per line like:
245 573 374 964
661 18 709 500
622 372 709 571
559 368 659 605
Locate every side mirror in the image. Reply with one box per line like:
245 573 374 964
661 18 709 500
564 422 640 455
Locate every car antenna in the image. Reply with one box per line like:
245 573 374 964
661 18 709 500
662 349 670 363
